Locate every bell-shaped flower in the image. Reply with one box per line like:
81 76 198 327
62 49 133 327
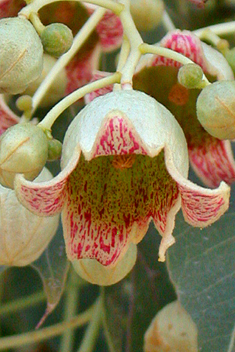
15 90 229 273
134 30 235 188
87 30 235 188
0 0 123 96
0 168 59 266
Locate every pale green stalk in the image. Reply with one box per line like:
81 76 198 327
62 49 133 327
0 291 45 316
194 21 235 37
77 298 103 352
59 269 81 352
114 34 130 91
162 10 176 32
140 43 210 86
0 303 95 350
118 0 143 89
19 0 124 17
30 7 106 115
39 72 121 130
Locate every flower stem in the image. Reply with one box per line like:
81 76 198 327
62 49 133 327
19 0 124 18
0 291 46 316
59 269 81 352
193 21 235 37
114 34 130 91
162 10 176 32
39 72 121 130
29 12 45 35
139 43 210 85
118 0 143 89
77 298 103 352
30 7 106 116
0 302 95 350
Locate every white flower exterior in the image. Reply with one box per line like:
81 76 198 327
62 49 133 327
0 168 59 266
15 90 229 273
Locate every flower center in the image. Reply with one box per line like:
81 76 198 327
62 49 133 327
168 83 189 106
112 155 136 170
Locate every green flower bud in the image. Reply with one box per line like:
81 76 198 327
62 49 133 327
196 81 235 140
48 138 62 161
178 63 203 89
41 23 73 57
0 124 48 189
72 243 137 286
130 0 164 31
23 54 67 107
0 17 43 94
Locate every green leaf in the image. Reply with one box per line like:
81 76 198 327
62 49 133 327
103 225 176 352
167 211 235 352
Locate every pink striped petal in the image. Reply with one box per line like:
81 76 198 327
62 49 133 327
0 0 24 18
137 30 233 80
84 71 113 104
165 147 230 228
65 45 101 95
0 95 19 135
150 30 208 70
15 146 81 216
189 138 235 188
92 113 148 158
85 4 123 51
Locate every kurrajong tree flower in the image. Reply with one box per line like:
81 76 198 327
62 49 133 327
86 30 235 189
0 0 123 96
15 90 229 276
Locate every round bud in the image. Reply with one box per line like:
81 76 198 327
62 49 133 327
16 95 33 113
178 63 203 89
72 243 137 286
41 23 73 57
0 123 48 189
48 138 62 161
0 167 59 266
23 54 67 107
196 80 235 140
0 17 43 94
130 0 164 31
144 301 198 352
224 47 235 73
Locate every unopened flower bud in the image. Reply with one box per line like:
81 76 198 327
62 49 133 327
48 139 62 161
72 243 137 286
41 23 73 57
144 301 198 352
0 17 43 94
23 54 67 107
16 95 33 113
178 63 203 89
0 168 59 266
0 124 48 189
130 0 164 31
196 80 235 140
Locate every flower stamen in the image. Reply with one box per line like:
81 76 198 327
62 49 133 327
168 83 189 106
112 154 136 170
